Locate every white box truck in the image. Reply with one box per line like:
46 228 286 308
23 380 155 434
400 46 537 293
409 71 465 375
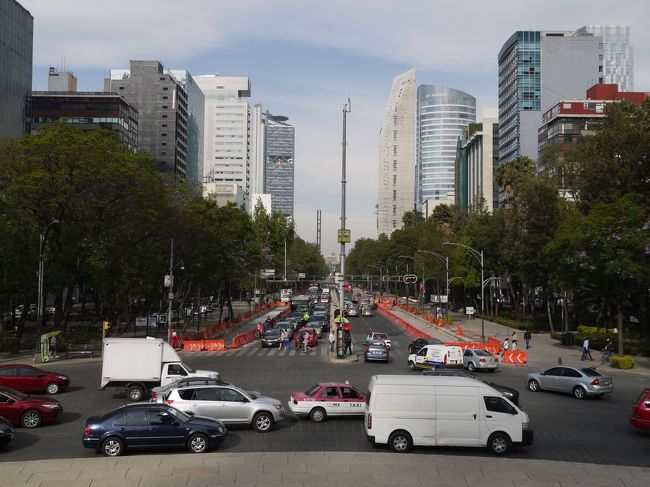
364 375 533 455
100 338 220 402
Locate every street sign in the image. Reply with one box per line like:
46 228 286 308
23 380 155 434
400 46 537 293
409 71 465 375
430 295 449 304
402 274 418 284
298 272 306 279
135 317 147 328
466 306 475 317
337 229 351 243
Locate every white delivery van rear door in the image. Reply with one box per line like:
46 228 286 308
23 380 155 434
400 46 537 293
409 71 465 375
435 385 480 446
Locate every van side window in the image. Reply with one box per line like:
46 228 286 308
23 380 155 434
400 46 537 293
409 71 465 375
417 348 427 356
484 396 516 415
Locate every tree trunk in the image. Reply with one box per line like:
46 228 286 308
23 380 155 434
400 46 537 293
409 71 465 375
546 296 555 333
562 295 569 333
617 305 624 355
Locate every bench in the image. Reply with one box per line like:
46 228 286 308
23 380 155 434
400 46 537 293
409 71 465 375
66 344 96 359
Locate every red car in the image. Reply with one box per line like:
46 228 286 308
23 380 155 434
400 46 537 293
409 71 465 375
294 327 318 348
0 364 69 395
0 386 62 428
630 388 650 430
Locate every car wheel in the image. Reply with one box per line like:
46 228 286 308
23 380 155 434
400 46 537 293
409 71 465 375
408 361 416 371
388 430 413 453
21 410 42 428
127 385 145 402
253 411 275 432
487 432 511 455
573 386 586 400
187 433 209 453
528 379 540 392
101 437 124 457
45 382 60 395
467 362 476 372
310 407 326 423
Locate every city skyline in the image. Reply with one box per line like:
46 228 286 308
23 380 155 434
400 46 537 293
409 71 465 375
19 0 650 255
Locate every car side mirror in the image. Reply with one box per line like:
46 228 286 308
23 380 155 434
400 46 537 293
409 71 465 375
6 399 14 405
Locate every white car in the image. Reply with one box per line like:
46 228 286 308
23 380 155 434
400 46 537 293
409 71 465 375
367 331 391 349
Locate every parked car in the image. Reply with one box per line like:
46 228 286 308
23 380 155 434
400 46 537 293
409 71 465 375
162 384 284 432
0 364 69 395
150 376 228 403
423 369 520 405
0 386 62 428
463 348 499 372
261 329 283 347
527 366 613 399
364 340 389 362
0 417 15 448
366 332 391 349
629 388 650 430
82 403 226 456
407 337 443 354
288 382 366 422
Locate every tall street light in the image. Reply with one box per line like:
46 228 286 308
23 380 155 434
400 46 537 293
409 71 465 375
338 99 351 308
443 241 485 342
36 219 60 363
368 264 383 293
417 250 449 317
165 239 175 343
398 255 415 303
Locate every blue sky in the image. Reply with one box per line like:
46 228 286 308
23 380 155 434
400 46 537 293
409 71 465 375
22 0 650 256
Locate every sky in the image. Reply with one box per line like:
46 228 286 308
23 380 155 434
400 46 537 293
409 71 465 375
20 0 650 257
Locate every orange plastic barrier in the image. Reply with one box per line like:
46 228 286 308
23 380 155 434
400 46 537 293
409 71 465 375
376 306 433 340
456 326 463 336
443 341 500 356
204 340 225 351
437 319 444 327
182 340 204 352
501 350 527 364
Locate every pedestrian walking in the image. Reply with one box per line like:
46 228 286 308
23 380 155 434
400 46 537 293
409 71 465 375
523 330 531 349
279 329 287 351
601 338 614 364
343 330 352 356
329 329 335 352
511 331 519 351
501 337 510 357
302 331 311 352
49 335 57 359
582 338 593 361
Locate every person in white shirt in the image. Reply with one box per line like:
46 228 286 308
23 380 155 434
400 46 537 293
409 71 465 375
582 338 593 361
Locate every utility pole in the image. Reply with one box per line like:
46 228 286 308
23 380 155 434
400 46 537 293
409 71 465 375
166 239 174 343
316 209 321 251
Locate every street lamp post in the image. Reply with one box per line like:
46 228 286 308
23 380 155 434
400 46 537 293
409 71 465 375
417 250 449 318
35 219 60 363
398 255 415 304
338 99 351 310
443 242 485 342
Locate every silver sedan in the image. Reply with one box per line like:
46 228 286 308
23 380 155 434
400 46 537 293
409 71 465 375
527 365 613 399
463 348 499 372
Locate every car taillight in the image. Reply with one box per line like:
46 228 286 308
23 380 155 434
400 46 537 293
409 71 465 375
479 358 486 362
150 393 157 401
84 425 90 436
164 399 174 405
367 413 372 430
591 379 600 386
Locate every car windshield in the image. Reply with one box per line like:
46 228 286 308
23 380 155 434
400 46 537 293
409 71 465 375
580 368 601 377
265 330 281 337
167 407 192 423
373 333 387 339
0 386 27 400
305 384 321 396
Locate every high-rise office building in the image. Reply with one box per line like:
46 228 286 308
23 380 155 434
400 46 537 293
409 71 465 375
106 61 189 178
0 0 33 138
166 70 204 185
463 108 499 213
417 85 476 208
377 69 416 236
498 31 601 172
250 103 266 197
264 114 295 220
578 25 633 91
195 75 251 208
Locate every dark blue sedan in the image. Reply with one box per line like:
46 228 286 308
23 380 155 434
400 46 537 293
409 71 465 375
82 403 226 456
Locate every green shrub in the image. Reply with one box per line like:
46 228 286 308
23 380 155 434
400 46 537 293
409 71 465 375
610 355 635 369
577 325 609 334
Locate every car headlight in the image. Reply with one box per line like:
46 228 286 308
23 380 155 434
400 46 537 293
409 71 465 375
217 426 226 433
57 376 68 380
273 403 282 411
43 404 60 409
501 391 514 397
522 422 530 430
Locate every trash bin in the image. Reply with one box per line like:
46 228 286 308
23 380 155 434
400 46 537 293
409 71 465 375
563 332 574 346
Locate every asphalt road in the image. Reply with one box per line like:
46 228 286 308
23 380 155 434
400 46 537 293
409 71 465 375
1 310 649 466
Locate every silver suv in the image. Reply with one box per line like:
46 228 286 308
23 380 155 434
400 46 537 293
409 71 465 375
163 384 285 432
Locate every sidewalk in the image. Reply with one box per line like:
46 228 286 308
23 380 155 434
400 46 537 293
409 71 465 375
387 306 650 376
1 451 648 487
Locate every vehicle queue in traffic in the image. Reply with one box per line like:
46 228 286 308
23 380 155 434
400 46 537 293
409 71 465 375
0 284 647 457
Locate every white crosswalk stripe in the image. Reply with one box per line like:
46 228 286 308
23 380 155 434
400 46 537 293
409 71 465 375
190 345 332 358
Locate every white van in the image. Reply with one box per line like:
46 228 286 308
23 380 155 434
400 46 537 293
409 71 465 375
408 344 463 371
364 375 533 455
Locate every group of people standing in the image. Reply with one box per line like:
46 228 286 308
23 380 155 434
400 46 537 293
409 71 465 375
501 330 533 356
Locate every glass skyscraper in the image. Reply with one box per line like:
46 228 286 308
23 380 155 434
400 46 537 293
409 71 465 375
577 25 633 91
265 115 295 220
0 0 33 138
417 85 475 206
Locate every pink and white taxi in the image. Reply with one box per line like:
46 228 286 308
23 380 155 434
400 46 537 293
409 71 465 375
288 382 367 423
